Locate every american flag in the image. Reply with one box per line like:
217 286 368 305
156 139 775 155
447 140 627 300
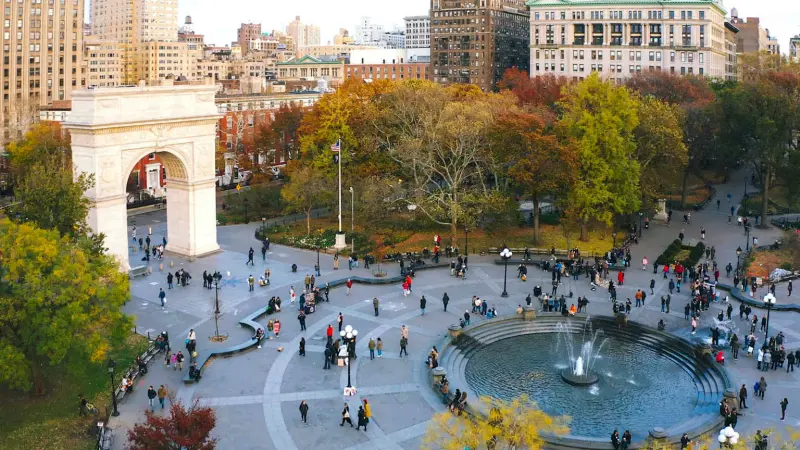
330 139 340 152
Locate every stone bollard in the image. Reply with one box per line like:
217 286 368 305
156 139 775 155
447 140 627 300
522 306 537 321
159 263 164 272
431 367 447 386
170 260 174 268
448 325 462 339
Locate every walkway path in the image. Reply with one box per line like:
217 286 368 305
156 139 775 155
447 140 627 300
110 172 799 449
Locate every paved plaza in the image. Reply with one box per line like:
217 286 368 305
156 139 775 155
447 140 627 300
112 173 800 449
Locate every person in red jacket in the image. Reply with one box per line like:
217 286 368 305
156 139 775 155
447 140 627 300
346 279 353 295
617 271 624 286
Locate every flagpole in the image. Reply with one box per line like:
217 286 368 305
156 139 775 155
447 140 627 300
338 138 342 233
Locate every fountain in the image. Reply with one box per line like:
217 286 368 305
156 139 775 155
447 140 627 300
557 319 606 386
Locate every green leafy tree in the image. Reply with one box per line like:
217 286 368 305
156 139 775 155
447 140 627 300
720 73 800 224
633 96 688 208
558 73 641 240
12 156 95 238
0 222 130 394
280 164 334 235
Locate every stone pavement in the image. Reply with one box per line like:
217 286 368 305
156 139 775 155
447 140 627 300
110 171 799 449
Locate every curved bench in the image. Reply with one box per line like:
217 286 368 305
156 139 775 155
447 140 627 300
715 283 800 312
439 315 729 449
182 262 450 383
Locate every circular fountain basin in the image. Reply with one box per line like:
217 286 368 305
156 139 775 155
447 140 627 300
459 317 728 442
560 369 599 386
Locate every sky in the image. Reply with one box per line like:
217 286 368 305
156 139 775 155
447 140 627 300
85 0 799 52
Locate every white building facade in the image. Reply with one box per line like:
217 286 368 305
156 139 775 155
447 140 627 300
404 15 431 49
527 0 731 82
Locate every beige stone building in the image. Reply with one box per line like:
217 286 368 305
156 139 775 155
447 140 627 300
724 21 739 81
298 44 377 59
83 36 123 88
90 0 180 83
527 0 732 82
0 0 84 142
238 23 261 55
728 11 769 54
790 35 800 63
197 59 266 81
275 55 344 86
138 41 195 82
286 16 321 54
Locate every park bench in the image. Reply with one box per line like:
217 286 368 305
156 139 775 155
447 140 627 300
129 265 150 279
487 247 571 258
113 341 158 402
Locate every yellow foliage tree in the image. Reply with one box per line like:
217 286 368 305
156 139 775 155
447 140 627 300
422 395 569 450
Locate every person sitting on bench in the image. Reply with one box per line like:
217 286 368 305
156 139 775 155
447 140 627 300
189 362 202 381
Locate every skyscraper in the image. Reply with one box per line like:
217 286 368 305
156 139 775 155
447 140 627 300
430 0 529 91
0 0 84 143
238 23 262 56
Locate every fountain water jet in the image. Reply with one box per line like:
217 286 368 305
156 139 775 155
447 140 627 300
556 319 607 386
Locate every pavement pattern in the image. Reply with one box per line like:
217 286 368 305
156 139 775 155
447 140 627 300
110 171 800 449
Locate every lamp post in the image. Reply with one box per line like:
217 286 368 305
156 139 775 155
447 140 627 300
349 186 354 232
213 272 222 337
317 246 321 275
261 217 266 236
612 232 618 249
763 292 776 341
465 228 469 256
243 197 249 223
735 246 742 274
107 359 120 417
340 325 358 388
638 212 644 238
745 226 751 251
500 247 513 297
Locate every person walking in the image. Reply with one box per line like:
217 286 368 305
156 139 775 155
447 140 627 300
158 288 166 308
346 279 353 295
356 405 368 431
338 313 344 332
298 310 307 331
420 295 427 315
247 247 255 266
442 293 449 311
400 336 408 357
299 337 306 356
248 274 255 292
147 386 157 412
368 338 376 360
363 398 372 425
642 257 648 271
323 346 332 369
781 397 789 420
340 403 353 427
273 319 281 338
373 297 380 316
759 376 767 399
299 400 309 424
290 286 296 304
787 350 795 372
739 384 748 409
376 337 383 358
650 279 655 295
157 385 167 410
167 272 174 289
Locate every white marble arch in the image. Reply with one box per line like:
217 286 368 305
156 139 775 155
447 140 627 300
64 82 221 270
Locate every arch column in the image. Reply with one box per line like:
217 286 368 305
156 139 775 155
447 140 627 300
165 178 219 258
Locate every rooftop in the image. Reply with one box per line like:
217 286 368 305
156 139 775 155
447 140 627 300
526 0 724 10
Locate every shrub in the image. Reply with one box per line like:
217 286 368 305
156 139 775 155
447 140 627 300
655 239 683 266
780 262 793 271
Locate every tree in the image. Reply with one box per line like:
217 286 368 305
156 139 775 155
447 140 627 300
558 73 642 240
12 156 95 238
633 96 687 207
368 82 518 245
127 399 217 450
422 395 569 450
498 69 568 109
6 122 71 180
280 164 334 235
720 74 800 224
493 110 577 242
252 101 305 164
0 222 130 394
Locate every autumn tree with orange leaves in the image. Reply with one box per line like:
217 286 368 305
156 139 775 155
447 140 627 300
127 400 217 450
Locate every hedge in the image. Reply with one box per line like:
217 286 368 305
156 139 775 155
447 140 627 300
656 239 706 267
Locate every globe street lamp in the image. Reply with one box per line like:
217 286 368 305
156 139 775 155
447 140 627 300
763 292 776 341
638 212 644 238
612 232 618 249
340 325 358 388
735 246 742 274
500 247 513 298
107 359 120 417
745 226 751 251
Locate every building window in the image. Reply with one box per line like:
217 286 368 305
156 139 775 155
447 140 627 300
699 52 704 63
699 11 705 20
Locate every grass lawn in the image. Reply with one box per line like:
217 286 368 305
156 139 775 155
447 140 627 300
263 215 621 257
664 186 712 208
0 333 150 450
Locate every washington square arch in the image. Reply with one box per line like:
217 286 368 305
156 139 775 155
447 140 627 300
64 81 220 270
